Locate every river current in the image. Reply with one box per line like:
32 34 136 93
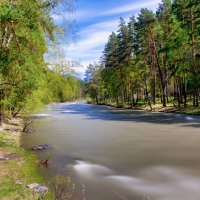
22 102 200 200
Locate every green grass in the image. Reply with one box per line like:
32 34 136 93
0 131 53 199
171 106 200 115
88 99 200 115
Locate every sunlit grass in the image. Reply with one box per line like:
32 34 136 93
87 98 200 115
0 131 53 199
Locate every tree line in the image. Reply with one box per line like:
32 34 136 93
0 0 83 124
85 0 200 110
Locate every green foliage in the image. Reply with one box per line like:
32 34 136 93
0 0 83 121
0 0 81 199
47 71 83 103
86 0 200 109
0 131 53 199
85 63 104 103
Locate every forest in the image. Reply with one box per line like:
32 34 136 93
0 0 200 199
85 0 200 111
0 0 83 124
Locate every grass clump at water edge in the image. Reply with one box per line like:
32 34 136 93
0 130 53 199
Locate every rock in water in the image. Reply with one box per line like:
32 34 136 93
27 183 48 194
0 154 18 161
31 144 51 151
0 156 10 161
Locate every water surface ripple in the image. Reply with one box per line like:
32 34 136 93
22 102 200 200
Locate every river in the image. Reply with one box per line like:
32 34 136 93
22 101 200 200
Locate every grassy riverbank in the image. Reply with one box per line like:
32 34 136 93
87 99 200 115
0 128 53 199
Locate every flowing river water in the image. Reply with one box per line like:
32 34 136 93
22 102 200 200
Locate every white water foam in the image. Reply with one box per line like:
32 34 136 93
74 161 113 179
106 166 200 200
185 116 195 121
73 161 200 200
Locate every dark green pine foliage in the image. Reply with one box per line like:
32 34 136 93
135 9 157 108
173 0 200 106
102 32 121 103
86 1 200 110
117 17 130 104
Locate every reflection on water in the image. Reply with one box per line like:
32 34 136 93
22 102 200 200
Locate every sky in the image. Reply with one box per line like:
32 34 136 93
53 0 162 77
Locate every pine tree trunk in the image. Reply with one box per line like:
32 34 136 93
136 90 139 105
193 88 196 107
196 92 199 107
152 74 156 105
177 81 181 108
157 64 166 107
183 83 187 107
144 73 152 111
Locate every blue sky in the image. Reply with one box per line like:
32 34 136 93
53 0 161 75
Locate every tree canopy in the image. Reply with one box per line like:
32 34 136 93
85 0 200 110
0 0 83 122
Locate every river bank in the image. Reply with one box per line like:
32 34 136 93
87 100 200 115
0 123 53 199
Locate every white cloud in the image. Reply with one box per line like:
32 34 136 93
62 19 120 72
101 0 161 16
53 0 161 23
57 0 162 74
52 9 99 24
80 19 119 35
